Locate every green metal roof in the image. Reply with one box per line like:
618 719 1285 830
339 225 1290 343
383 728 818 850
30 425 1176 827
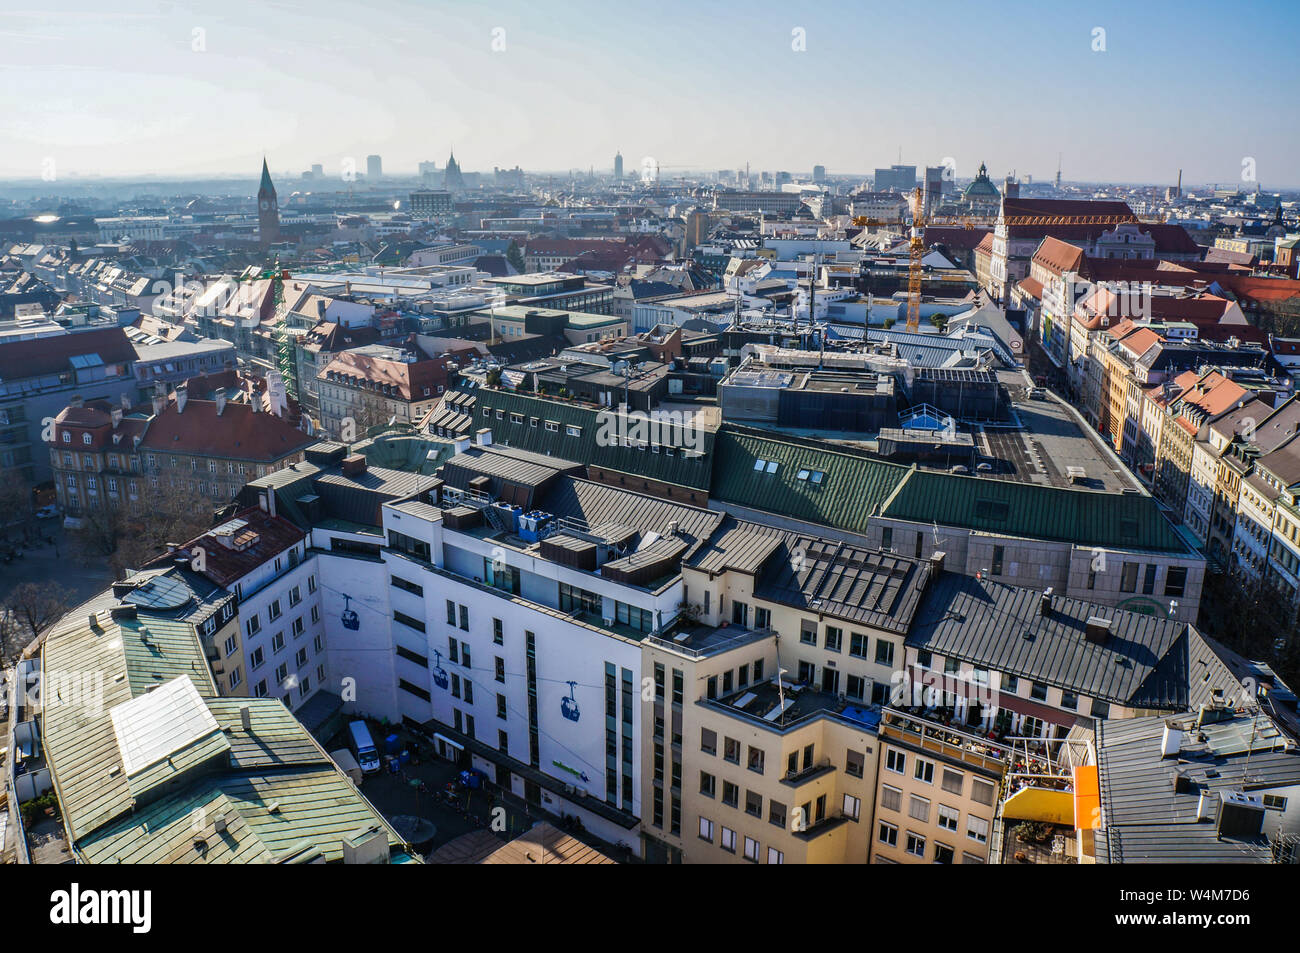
475 388 715 493
41 589 413 864
710 428 909 533
880 469 1190 553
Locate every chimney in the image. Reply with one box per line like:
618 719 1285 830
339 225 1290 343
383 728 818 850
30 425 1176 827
1085 616 1113 645
176 384 188 414
110 407 123 429
317 299 326 318
215 387 227 416
1160 721 1184 757
453 435 472 454
341 453 368 477
476 427 493 447
928 550 946 574
1196 791 1216 822
151 394 164 416
120 392 132 411
1039 587 1053 616
240 704 252 732
68 394 84 409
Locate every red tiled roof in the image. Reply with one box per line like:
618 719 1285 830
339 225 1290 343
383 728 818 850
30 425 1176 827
1004 198 1136 219
152 506 306 588
1031 237 1087 276
139 399 314 462
0 326 136 381
1016 276 1044 299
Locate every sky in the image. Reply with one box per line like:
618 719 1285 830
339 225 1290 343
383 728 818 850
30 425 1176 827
1 0 1298 188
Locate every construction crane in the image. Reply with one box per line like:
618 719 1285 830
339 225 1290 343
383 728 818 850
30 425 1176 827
854 190 1144 332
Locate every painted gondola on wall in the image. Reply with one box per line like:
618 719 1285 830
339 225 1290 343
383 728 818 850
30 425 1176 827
340 593 360 631
431 649 450 690
561 680 581 722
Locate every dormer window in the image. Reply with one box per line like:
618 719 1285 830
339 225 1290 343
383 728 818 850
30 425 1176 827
82 433 92 445
62 431 71 443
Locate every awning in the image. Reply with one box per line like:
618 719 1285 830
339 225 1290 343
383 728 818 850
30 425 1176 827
433 733 465 752
1073 764 1101 830
992 692 1076 728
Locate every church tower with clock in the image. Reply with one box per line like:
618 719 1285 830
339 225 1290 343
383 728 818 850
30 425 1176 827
258 157 280 247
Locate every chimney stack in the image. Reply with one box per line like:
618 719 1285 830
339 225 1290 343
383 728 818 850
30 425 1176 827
1085 616 1113 645
214 387 227 416
1039 587 1053 616
110 407 123 429
120 392 132 411
240 705 252 732
476 428 493 447
929 550 946 574
68 394 84 409
176 384 188 414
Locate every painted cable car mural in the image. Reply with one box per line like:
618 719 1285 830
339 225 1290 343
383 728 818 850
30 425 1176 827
340 593 360 631
431 649 450 690
561 680 581 722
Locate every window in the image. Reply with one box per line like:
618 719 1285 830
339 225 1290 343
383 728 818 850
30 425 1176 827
1001 673 1018 693
698 817 714 842
991 545 1004 576
493 618 503 645
249 647 264 670
1091 699 1110 719
288 585 302 606
271 631 285 653
723 737 741 764
245 615 261 637
745 790 762 817
967 815 989 844
941 769 963 796
938 804 960 832
1031 681 1048 701
824 626 842 652
458 605 469 631
224 634 238 656
494 656 505 683
1060 690 1078 710
722 781 739 808
886 749 905 774
1120 562 1138 593
391 576 423 596
700 772 715 798
843 794 861 821
878 821 898 847
1165 566 1187 597
905 832 926 858
846 749 865 778
720 827 736 853
701 728 717 756
743 837 759 862
908 795 930 823
769 801 787 828
971 779 996 807
934 842 955 864
446 600 456 625
914 758 934 784
767 847 784 865
394 610 425 633
850 632 869 658
268 599 282 622
1142 563 1157 595
880 785 902 812
875 640 895 666
799 619 817 645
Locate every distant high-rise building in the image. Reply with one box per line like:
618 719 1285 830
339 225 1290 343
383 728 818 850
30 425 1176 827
366 155 383 179
311 163 323 179
614 151 624 180
923 166 946 215
873 164 917 193
257 157 279 247
812 164 827 184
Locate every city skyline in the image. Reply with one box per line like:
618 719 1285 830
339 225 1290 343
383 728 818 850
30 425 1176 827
1 0 1298 187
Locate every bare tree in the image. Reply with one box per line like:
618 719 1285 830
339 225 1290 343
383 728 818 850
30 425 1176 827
7 581 71 646
66 482 217 578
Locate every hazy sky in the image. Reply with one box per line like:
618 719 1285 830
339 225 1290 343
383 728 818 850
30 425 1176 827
2 0 1298 188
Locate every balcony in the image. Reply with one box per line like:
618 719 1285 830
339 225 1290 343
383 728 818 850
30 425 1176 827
879 707 1010 774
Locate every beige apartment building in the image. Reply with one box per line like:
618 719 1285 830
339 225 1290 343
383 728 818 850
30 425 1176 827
871 710 1004 864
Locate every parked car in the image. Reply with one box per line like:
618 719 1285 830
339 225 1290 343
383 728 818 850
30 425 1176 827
35 505 60 520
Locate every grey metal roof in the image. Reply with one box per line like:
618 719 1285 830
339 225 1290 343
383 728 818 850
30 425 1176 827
754 537 931 635
908 573 1194 706
1095 712 1300 863
539 477 723 562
